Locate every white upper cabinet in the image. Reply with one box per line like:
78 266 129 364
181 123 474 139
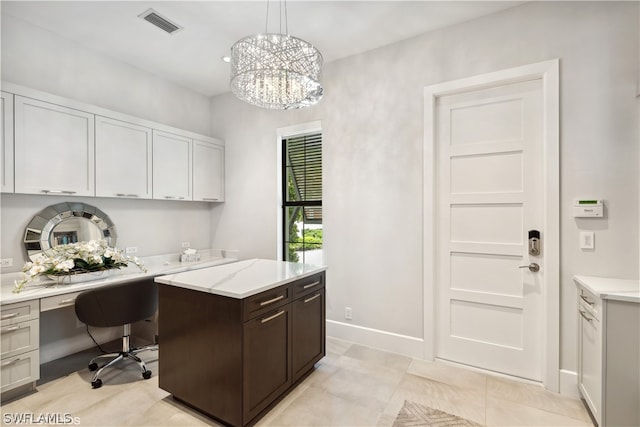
193 139 224 202
95 116 152 199
152 130 192 201
14 96 95 196
1 91 14 193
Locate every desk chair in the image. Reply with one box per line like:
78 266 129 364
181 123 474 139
74 278 158 389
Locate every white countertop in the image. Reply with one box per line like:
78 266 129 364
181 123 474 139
573 275 640 303
1 251 238 305
154 258 327 299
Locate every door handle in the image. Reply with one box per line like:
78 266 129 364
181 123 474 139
518 263 540 272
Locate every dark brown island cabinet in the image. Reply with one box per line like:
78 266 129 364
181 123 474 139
158 271 326 426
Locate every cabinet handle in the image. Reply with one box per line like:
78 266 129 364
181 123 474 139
41 189 77 195
579 310 593 323
164 196 185 200
303 281 321 290
59 298 76 305
202 198 219 201
304 294 321 304
579 295 595 306
261 310 285 324
1 312 19 320
1 325 20 333
259 295 285 307
116 193 140 198
1 358 20 367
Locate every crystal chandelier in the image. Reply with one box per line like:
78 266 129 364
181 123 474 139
230 1 323 110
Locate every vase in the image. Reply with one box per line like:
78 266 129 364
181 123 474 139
48 269 114 284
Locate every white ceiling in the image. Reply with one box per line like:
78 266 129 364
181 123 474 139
2 1 525 97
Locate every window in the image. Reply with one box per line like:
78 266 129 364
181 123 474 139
282 132 322 264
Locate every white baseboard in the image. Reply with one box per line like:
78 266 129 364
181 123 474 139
326 320 425 358
560 369 580 399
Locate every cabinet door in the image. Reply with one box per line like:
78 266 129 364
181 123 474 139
152 130 191 200
96 116 152 199
193 139 224 202
243 307 292 424
1 91 14 193
292 288 325 381
578 305 602 425
14 96 95 196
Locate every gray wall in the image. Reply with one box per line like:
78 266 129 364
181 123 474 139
209 1 639 377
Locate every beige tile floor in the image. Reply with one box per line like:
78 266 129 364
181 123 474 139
1 337 594 427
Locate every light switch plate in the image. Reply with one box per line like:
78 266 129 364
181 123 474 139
580 231 595 250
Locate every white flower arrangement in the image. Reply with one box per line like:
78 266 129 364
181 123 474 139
14 239 147 293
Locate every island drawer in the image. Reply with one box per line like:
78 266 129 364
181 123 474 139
291 273 325 299
242 285 290 321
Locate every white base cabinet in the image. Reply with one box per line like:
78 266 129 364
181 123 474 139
576 279 639 427
1 300 40 395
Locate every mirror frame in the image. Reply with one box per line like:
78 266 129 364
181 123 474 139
23 202 118 261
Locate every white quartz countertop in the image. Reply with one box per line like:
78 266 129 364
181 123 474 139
154 258 327 299
1 252 238 305
573 275 640 303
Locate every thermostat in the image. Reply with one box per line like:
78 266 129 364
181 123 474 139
573 199 603 217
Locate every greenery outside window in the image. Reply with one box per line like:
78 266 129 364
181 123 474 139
282 132 322 264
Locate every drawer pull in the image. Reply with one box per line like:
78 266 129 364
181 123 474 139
1 358 20 367
304 294 321 304
1 313 19 320
579 295 595 306
41 189 77 194
303 281 321 290
259 295 284 307
1 326 20 333
579 310 593 323
261 310 285 324
59 298 76 305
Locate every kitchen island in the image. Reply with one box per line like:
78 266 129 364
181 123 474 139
154 259 327 427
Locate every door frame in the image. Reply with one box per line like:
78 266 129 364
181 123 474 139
423 59 560 391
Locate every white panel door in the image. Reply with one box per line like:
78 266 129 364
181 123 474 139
1 91 14 193
193 139 224 202
436 79 543 381
14 96 95 196
95 116 152 199
152 130 192 201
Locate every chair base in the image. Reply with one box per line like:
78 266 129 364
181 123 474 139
88 344 157 389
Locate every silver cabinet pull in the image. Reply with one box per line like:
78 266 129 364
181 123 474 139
1 358 20 367
303 281 321 289
164 196 185 200
261 310 285 324
260 295 284 307
1 312 19 320
579 295 595 306
579 310 593 323
41 189 77 194
59 298 76 305
202 198 219 201
304 294 321 304
115 193 140 198
1 325 20 333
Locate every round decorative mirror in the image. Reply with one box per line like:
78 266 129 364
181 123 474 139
23 202 118 261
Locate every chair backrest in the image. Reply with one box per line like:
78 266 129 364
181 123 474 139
75 278 158 328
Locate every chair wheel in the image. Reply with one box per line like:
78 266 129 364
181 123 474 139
142 370 152 380
91 379 102 389
88 362 98 371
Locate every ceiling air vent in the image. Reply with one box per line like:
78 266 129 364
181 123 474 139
138 9 183 35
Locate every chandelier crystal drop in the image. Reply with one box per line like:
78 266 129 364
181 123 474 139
230 31 323 109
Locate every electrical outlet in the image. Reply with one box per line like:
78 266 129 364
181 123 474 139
0 258 13 268
125 246 138 254
345 307 352 320
181 242 190 248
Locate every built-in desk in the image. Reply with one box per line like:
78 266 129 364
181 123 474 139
0 252 238 400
